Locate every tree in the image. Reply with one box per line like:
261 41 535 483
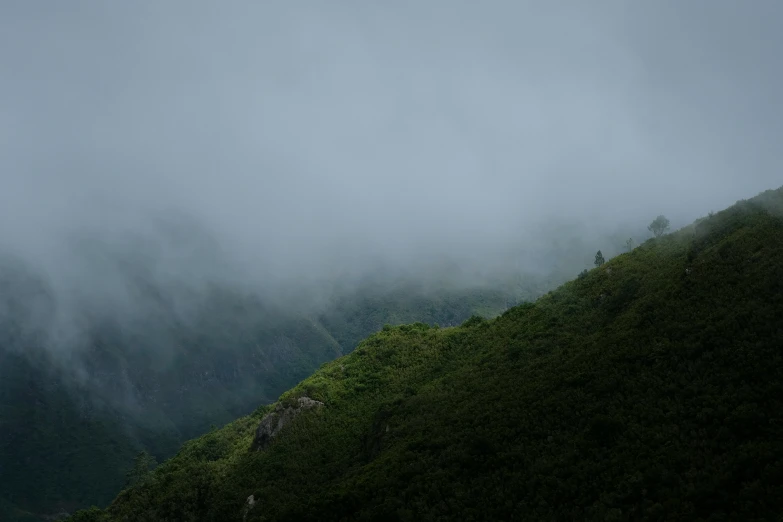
125 450 157 487
594 250 605 267
625 238 634 252
648 215 670 237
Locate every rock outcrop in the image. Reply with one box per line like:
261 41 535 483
243 494 256 521
251 396 324 451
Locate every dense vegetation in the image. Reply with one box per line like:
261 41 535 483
68 187 783 521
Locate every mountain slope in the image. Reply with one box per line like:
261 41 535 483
0 286 344 511
71 187 783 522
0 275 511 521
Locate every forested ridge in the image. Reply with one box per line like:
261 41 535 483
66 187 783 521
3 210 637 521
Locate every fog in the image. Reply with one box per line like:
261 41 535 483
1 1 782 332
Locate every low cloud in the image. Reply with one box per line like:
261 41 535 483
0 0 780 355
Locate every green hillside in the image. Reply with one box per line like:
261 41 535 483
71 187 783 521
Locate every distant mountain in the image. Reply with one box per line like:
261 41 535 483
72 187 783 521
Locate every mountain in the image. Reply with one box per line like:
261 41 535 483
9 207 633 521
0 267 514 521
70 186 783 521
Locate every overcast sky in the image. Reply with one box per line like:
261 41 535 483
1 0 782 286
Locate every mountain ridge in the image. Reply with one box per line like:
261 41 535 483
67 186 783 521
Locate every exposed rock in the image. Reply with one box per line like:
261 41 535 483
251 396 324 451
243 494 257 521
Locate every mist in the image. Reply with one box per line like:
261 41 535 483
1 0 782 346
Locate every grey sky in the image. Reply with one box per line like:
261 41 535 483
1 0 782 287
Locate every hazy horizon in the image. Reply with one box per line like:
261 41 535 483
1 1 782 345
